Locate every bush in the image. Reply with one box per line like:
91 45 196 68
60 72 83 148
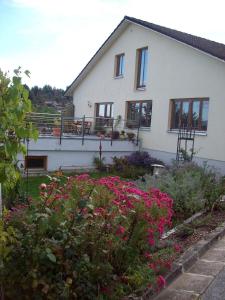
136 162 225 219
93 156 106 171
1 175 174 299
126 152 164 170
111 152 164 179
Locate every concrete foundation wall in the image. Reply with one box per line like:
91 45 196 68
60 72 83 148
18 137 139 172
143 148 225 174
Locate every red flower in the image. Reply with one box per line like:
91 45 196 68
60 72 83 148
157 275 166 288
174 244 182 253
116 225 125 236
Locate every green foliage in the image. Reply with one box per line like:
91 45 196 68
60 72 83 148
0 68 38 194
176 224 194 239
136 162 225 218
93 157 106 171
1 175 174 299
26 84 72 106
33 104 58 114
3 177 27 208
111 155 149 179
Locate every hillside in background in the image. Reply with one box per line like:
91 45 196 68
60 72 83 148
24 84 72 113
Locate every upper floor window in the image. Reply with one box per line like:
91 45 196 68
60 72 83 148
115 53 125 77
170 98 209 131
126 100 152 128
136 47 148 88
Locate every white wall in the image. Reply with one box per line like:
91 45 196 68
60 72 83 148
18 137 138 171
72 23 225 164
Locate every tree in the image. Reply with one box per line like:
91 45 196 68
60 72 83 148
0 68 38 213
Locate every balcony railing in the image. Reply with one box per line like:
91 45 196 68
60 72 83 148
26 113 141 146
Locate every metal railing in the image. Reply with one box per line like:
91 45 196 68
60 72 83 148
26 112 142 146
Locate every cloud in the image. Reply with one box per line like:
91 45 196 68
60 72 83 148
2 0 225 89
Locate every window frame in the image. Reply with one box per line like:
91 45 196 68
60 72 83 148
115 53 125 77
136 47 148 89
170 98 209 131
96 102 113 119
126 100 152 128
95 102 114 128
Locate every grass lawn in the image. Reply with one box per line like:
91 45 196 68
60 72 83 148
22 171 115 199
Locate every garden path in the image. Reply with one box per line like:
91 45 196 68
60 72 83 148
154 235 225 299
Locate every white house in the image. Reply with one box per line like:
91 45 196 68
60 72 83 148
65 16 225 173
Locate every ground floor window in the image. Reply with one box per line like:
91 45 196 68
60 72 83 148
25 156 47 170
170 98 209 131
95 102 113 127
126 100 152 128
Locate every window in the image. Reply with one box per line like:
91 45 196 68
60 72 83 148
126 100 152 128
115 53 125 77
136 47 148 88
95 102 113 127
170 98 209 131
25 156 47 170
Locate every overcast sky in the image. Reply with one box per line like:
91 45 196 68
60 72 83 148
1 0 225 89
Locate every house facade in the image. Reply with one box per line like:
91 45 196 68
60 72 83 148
66 16 225 173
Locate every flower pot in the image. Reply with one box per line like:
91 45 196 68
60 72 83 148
112 131 120 140
53 127 61 137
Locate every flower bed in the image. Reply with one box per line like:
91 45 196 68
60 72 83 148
0 175 176 299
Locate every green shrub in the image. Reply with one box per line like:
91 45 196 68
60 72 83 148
136 162 225 219
93 156 106 171
1 175 174 299
111 152 164 180
176 224 194 239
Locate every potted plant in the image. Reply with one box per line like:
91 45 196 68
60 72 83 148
108 130 120 140
114 115 122 129
53 117 61 136
96 129 106 137
127 132 135 141
120 130 126 139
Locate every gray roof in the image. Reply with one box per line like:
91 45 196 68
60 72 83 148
126 16 225 62
65 16 225 96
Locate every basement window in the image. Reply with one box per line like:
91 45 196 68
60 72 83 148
25 156 47 170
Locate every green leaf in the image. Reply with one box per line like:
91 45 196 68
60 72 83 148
78 199 87 209
47 253 56 263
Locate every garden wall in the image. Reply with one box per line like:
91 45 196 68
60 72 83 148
143 148 225 175
17 136 139 171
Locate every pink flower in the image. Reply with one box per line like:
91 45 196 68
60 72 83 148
39 183 47 190
116 225 125 236
157 275 166 288
144 252 152 260
76 174 90 181
174 244 182 253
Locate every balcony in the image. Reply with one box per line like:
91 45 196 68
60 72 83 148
21 113 141 171
26 113 141 146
